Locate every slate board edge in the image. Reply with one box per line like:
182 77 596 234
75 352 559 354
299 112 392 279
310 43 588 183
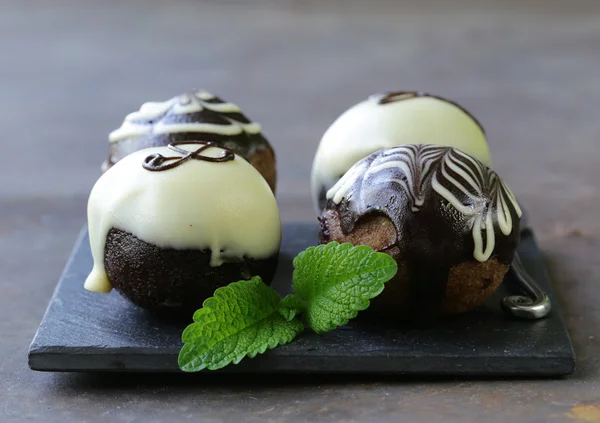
29 347 575 376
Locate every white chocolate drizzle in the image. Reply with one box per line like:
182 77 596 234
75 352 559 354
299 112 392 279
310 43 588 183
109 90 262 143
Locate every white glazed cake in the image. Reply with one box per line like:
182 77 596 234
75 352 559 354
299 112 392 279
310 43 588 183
85 142 282 312
311 91 491 213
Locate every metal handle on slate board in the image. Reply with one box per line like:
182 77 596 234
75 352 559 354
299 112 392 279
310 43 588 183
502 252 552 319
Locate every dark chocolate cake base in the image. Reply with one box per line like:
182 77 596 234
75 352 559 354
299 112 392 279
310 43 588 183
105 228 278 315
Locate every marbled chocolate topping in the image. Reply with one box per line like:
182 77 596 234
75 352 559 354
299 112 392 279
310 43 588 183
375 91 485 134
325 145 522 266
107 90 271 166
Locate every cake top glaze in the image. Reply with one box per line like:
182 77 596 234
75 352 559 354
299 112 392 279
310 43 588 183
311 91 492 213
108 90 270 159
325 144 521 265
85 142 282 294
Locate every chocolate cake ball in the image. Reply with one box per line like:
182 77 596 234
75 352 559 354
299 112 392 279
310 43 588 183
86 142 281 314
311 91 491 213
104 90 277 192
319 144 521 320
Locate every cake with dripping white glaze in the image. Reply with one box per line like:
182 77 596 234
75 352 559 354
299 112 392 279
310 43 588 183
104 90 277 192
311 91 491 213
319 144 521 320
86 142 281 314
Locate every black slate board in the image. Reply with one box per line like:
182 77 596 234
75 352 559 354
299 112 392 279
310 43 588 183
29 222 575 376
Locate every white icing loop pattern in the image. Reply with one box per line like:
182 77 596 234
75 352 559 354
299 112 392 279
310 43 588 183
431 148 522 261
109 90 262 143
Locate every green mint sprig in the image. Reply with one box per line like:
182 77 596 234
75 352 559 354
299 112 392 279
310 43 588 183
178 242 398 372
291 242 397 333
178 277 303 372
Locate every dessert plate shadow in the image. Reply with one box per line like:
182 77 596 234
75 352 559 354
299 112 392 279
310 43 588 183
28 222 574 376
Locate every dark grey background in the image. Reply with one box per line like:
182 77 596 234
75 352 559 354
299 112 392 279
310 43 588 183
1 0 599 422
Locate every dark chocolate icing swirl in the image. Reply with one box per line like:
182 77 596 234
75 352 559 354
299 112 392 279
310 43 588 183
375 91 485 134
326 144 521 266
107 90 271 167
142 141 235 172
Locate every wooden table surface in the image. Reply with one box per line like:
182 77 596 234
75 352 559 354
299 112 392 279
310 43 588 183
1 1 599 422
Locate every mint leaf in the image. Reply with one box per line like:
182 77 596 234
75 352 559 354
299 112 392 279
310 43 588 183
292 242 398 333
178 243 398 372
279 294 306 321
178 277 304 372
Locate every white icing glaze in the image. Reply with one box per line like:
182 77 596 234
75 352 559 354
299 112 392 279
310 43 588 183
85 144 281 293
312 93 492 213
108 90 262 143
327 144 521 263
152 121 261 136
